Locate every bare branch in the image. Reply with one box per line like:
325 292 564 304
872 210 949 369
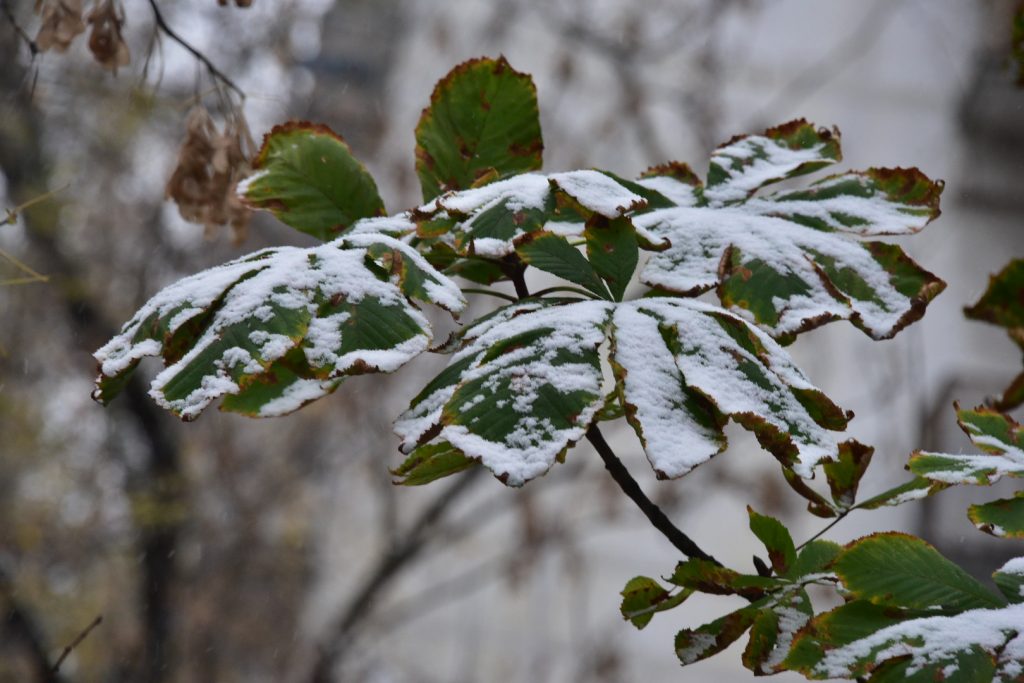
51 615 103 674
145 0 245 99
585 425 720 564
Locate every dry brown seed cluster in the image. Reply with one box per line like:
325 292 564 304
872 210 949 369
165 107 255 243
34 0 130 71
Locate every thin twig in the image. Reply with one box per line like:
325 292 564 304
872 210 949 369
586 425 721 564
795 511 849 551
145 0 245 99
308 468 484 683
0 0 38 56
51 615 103 673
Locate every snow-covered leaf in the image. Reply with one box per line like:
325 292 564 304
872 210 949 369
676 602 765 666
93 234 465 419
394 299 611 486
637 204 944 342
969 492 1024 539
993 557 1024 604
398 297 854 486
743 588 814 675
415 57 543 201
909 407 1024 485
612 298 852 479
240 122 386 241
704 120 841 205
784 600 1024 681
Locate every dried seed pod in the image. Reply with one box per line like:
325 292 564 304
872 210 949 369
35 0 86 52
86 0 130 72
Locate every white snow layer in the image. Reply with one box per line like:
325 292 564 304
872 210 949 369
95 234 465 419
815 602 1024 681
636 206 917 338
704 135 836 205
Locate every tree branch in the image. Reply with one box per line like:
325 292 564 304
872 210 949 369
586 425 720 564
51 615 102 674
308 468 484 683
145 0 245 99
0 0 37 57
0 568 61 683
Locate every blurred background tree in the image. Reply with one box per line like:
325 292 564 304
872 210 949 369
1 1 1022 682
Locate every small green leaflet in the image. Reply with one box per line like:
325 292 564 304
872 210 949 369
396 298 853 486
240 121 386 241
969 492 1024 539
93 233 465 419
619 576 690 629
414 57 543 201
993 557 1024 604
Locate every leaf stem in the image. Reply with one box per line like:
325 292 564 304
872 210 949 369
460 287 517 303
529 285 600 299
585 425 721 564
795 510 849 551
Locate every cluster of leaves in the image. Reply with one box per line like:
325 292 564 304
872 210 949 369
621 262 1024 679
93 56 1024 680
33 0 130 72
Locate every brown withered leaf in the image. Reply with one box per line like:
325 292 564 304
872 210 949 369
87 0 130 72
35 0 86 52
165 107 255 244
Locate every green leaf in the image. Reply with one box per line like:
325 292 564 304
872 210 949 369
833 533 1004 610
747 507 797 576
968 492 1024 538
705 119 841 204
993 558 1024 604
395 299 611 486
637 161 705 207
822 439 874 508
669 558 780 600
676 603 765 666
414 57 543 201
909 406 1024 485
391 441 476 486
584 215 638 301
515 231 611 299
967 260 1024 408
619 576 690 629
241 121 385 241
785 540 842 581
93 234 465 418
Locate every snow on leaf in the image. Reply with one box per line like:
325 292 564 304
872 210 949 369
909 407 1024 485
969 492 1024 539
743 167 942 235
395 299 611 486
93 234 465 419
704 120 841 205
993 557 1024 604
636 205 944 342
400 297 853 487
616 298 852 478
793 602 1024 681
